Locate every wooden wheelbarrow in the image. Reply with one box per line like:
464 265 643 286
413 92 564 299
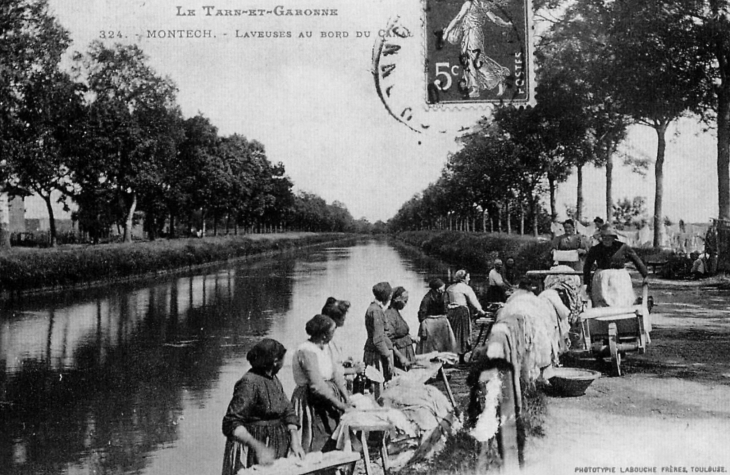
577 283 651 376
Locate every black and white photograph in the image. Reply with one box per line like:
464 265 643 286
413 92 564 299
2 0 730 474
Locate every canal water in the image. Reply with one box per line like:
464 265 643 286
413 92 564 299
0 239 487 475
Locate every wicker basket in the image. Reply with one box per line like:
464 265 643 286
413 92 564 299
549 367 601 397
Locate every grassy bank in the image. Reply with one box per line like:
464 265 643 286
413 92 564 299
395 230 553 274
0 232 351 295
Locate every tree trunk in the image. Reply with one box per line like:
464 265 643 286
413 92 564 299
520 204 525 235
42 193 57 247
506 201 512 234
169 213 176 238
0 189 11 248
718 87 730 220
653 122 668 247
576 165 584 222
548 176 557 222
123 192 137 243
605 153 614 224
146 211 156 241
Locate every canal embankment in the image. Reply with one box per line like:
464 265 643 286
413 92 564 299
0 232 355 297
394 230 553 274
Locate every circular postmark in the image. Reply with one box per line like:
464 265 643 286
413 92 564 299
372 0 536 136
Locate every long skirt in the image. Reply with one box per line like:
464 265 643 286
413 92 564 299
392 336 415 370
591 269 635 308
221 420 290 475
291 381 345 453
447 306 472 355
416 316 456 354
363 349 392 381
485 285 507 303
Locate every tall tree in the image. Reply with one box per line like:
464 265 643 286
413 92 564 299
11 71 85 246
0 0 70 247
660 0 730 220
541 0 631 223
72 41 180 242
605 0 707 246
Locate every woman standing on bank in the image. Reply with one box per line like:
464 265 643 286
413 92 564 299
291 314 352 453
385 286 415 371
221 338 304 474
321 297 366 382
583 226 649 308
446 270 485 364
363 281 395 381
417 278 456 354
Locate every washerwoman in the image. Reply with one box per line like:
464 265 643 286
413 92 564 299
445 270 485 364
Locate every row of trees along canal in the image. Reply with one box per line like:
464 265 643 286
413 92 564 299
391 0 730 247
0 0 371 248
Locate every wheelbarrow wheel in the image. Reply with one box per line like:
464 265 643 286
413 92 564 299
608 322 621 376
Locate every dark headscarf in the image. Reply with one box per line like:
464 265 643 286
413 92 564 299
246 338 287 371
429 278 445 290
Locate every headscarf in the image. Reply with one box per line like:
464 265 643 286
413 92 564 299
429 278 445 290
453 269 468 282
390 286 408 310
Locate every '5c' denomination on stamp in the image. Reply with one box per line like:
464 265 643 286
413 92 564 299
425 0 535 106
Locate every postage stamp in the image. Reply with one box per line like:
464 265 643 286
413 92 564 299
424 0 536 106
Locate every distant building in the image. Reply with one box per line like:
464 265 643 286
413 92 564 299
8 196 25 232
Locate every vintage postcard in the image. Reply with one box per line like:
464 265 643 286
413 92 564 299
1 1 727 475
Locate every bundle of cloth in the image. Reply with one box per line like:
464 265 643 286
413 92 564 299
543 265 586 349
482 288 570 381
466 288 571 444
376 371 457 469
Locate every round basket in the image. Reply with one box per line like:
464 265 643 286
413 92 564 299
549 367 601 397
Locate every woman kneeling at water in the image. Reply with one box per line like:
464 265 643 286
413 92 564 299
221 338 304 474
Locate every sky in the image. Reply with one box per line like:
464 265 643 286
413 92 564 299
33 0 718 225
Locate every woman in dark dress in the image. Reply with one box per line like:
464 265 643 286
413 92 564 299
384 286 415 371
416 278 456 354
363 281 395 381
221 338 304 474
445 270 485 364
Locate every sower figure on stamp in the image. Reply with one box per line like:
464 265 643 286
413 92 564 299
435 0 513 97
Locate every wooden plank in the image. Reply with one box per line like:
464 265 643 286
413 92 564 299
498 368 520 473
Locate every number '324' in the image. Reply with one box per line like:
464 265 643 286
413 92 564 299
99 31 124 39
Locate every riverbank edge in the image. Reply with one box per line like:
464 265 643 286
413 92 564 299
0 233 358 298
393 230 553 273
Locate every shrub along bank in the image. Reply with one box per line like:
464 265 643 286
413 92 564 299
0 233 349 295
395 230 553 276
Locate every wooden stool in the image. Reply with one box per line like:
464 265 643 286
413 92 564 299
346 422 394 475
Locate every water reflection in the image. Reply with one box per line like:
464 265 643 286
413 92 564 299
0 240 472 475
